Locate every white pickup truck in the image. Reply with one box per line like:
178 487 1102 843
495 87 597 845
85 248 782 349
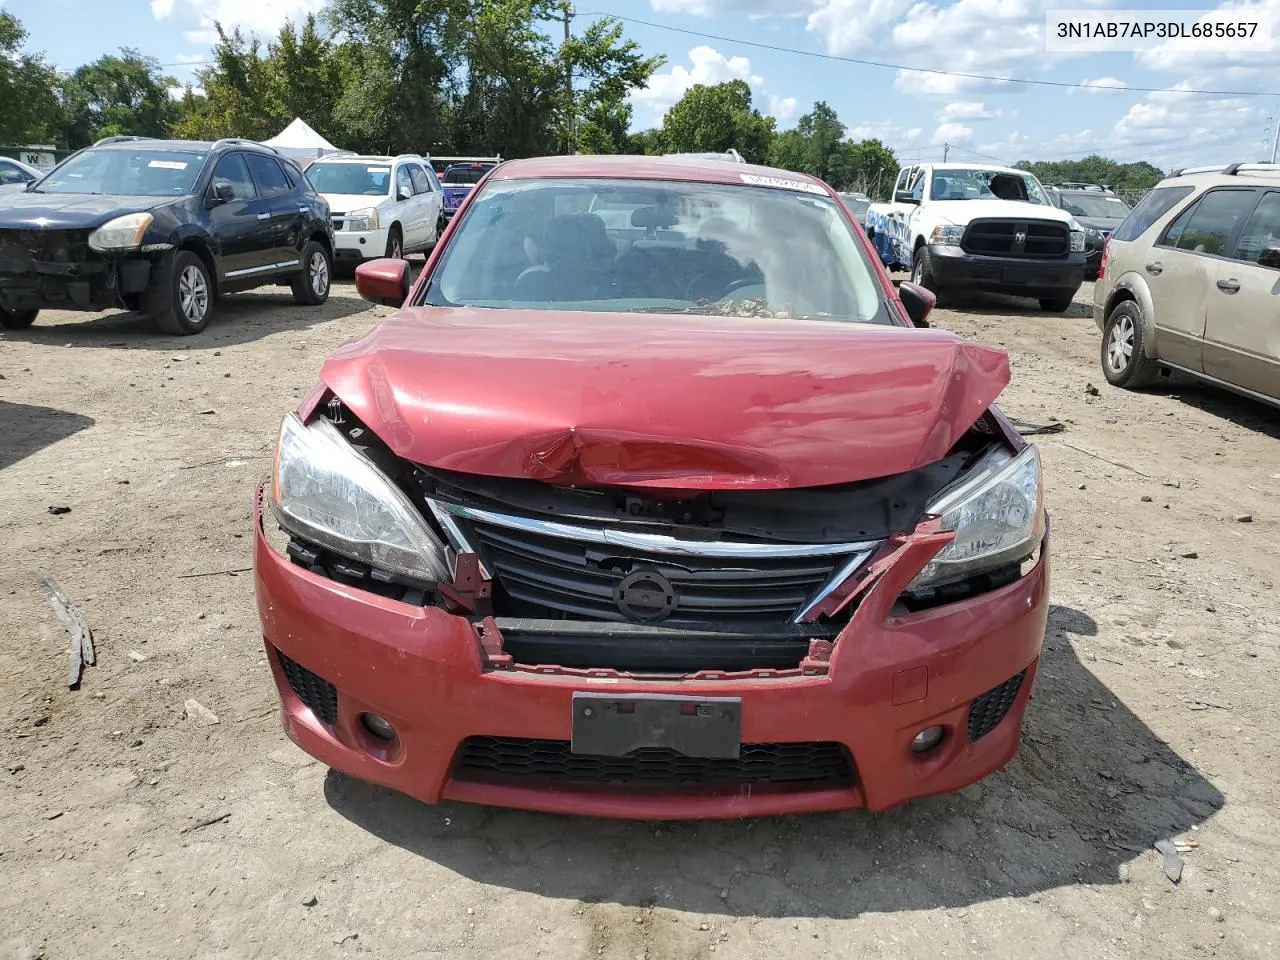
865 162 1087 311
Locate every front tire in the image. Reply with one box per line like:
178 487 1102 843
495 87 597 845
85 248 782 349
0 307 38 329
1039 293 1075 312
292 241 332 306
384 226 403 260
150 251 213 335
911 246 947 304
1101 300 1159 389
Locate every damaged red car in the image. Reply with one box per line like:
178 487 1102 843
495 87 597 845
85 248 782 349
254 155 1049 819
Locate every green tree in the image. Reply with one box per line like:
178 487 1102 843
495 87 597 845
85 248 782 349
0 11 62 145
661 80 775 163
174 24 282 140
563 15 663 155
269 15 342 144
1014 155 1164 193
61 49 178 149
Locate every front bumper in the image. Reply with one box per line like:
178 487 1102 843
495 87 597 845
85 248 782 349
253 488 1050 819
928 244 1085 295
332 225 390 262
0 251 154 313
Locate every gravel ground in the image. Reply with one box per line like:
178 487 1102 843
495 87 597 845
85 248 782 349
2 277 1278 960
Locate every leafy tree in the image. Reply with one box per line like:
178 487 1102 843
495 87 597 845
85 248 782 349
626 127 666 155
661 80 775 163
1014 155 1164 194
563 16 663 155
174 25 282 140
0 11 62 145
61 49 178 148
269 15 342 144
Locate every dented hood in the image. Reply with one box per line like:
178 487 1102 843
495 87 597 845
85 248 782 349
320 307 1010 489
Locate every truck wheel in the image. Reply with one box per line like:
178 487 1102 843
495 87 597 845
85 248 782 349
0 307 39 329
150 251 213 335
910 247 946 302
1101 300 1159 389
1039 294 1075 312
292 241 332 306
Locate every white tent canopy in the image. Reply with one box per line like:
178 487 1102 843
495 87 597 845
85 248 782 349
262 118 341 163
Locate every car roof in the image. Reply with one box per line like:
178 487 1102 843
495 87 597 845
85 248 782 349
923 162 1030 175
490 154 833 192
94 138 219 152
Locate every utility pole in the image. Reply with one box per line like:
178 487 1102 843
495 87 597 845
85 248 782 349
1272 115 1279 164
943 142 950 162
562 2 575 155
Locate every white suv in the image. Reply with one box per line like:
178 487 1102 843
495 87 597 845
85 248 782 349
1094 162 1280 407
304 154 444 264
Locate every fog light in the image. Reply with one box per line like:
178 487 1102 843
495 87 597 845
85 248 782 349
911 725 945 754
360 713 396 741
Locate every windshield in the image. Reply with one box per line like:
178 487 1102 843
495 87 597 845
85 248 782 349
306 163 392 196
444 166 490 185
929 167 1050 205
423 177 887 324
1058 193 1132 219
840 194 870 216
37 148 207 197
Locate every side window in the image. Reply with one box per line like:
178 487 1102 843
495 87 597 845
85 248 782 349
396 165 414 200
210 153 257 201
1159 200 1198 249
245 154 290 196
408 164 431 195
1113 185 1195 242
910 172 925 202
894 167 911 195
0 162 27 185
426 166 442 192
1172 189 1258 257
1232 191 1280 265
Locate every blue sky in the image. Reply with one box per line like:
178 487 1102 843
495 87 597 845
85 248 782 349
4 0 1279 170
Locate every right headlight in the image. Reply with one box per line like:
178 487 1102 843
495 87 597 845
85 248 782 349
907 444 1044 591
347 206 380 231
271 412 451 584
929 224 964 246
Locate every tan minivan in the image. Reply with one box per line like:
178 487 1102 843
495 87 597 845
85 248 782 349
1093 163 1279 407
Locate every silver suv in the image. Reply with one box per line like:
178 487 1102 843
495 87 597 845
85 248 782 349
1093 162 1280 407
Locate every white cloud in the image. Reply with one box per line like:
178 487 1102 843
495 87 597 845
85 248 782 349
631 45 799 127
937 100 1009 122
932 121 974 144
167 85 206 100
893 69 1019 99
152 0 326 39
847 121 925 148
650 0 814 14
806 0 902 54
1070 76 1129 95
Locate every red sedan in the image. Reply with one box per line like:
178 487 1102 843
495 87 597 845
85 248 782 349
254 154 1049 819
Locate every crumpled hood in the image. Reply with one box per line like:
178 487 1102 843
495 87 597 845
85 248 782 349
930 198 1075 226
320 307 1010 489
0 192 171 230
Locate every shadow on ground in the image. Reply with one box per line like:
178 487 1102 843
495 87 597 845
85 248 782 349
1152 380 1280 438
943 290 1095 320
0 401 95 471
0 289 371 352
324 603 1222 919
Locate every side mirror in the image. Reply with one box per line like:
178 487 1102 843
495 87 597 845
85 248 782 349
398 186 413 202
355 258 411 307
1258 245 1280 270
898 281 935 328
894 190 920 205
207 182 235 206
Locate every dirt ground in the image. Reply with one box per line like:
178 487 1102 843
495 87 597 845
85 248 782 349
2 274 1278 960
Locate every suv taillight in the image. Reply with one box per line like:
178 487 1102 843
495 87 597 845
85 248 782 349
1097 236 1110 280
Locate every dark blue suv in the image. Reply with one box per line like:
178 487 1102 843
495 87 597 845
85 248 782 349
0 136 335 335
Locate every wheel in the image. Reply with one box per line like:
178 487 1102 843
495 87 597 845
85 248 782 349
292 241 332 306
910 246 947 303
436 214 446 239
384 226 403 260
0 306 38 329
1039 293 1075 312
150 251 213 335
1101 300 1159 389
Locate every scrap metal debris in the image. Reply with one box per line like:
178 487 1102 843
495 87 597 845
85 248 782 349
1154 838 1184 883
36 572 95 689
1009 418 1066 436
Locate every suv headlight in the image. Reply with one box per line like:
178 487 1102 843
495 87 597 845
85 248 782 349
347 206 380 231
929 224 964 246
89 212 154 252
908 444 1044 591
271 413 451 584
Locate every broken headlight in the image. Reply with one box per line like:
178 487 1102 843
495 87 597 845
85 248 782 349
271 412 451 584
908 444 1044 591
89 212 154 252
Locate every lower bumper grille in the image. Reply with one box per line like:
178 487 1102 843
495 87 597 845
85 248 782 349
454 736 855 787
967 670 1025 741
277 650 338 725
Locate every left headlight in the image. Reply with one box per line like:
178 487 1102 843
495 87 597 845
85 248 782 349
908 444 1044 591
271 412 452 584
929 224 964 246
88 212 154 252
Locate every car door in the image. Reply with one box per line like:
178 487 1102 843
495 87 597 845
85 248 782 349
408 163 441 245
1145 188 1260 371
393 164 423 249
0 159 35 191
1204 189 1280 399
206 152 274 281
245 153 303 273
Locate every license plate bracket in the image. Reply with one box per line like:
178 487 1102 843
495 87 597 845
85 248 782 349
571 693 742 759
